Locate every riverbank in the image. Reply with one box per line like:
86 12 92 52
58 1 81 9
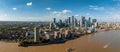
18 30 98 47
0 29 100 47
0 31 116 52
0 30 120 52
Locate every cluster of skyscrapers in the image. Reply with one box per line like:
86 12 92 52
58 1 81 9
32 16 98 42
50 16 98 30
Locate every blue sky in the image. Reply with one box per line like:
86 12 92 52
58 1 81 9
0 0 120 22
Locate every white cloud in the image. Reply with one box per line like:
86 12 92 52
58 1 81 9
0 14 7 17
62 9 72 14
4 14 7 17
0 14 9 21
104 8 120 22
56 12 62 17
52 9 72 17
113 0 120 6
52 11 62 17
53 11 58 14
86 13 90 16
46 7 51 10
113 0 120 1
110 13 120 20
75 14 79 17
12 8 17 10
89 5 104 10
26 2 32 6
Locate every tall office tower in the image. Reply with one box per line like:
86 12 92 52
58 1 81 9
53 18 56 24
72 16 75 27
65 19 68 24
80 16 83 27
59 19 62 24
49 22 53 30
66 19 69 24
88 17 91 27
83 17 86 26
85 20 89 29
78 20 80 26
92 19 97 24
34 27 39 42
68 17 71 26
80 16 86 27
74 18 77 27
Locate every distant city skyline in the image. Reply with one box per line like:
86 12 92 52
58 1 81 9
0 0 120 22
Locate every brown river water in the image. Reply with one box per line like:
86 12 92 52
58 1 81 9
0 30 120 52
